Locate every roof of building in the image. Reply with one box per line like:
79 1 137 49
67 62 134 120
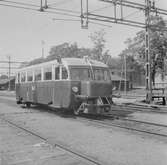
0 77 15 85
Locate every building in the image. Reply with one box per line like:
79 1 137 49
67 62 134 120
111 74 131 91
0 77 15 90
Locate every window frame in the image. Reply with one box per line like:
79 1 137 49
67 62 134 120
20 71 26 83
93 67 111 81
34 68 42 82
43 66 52 81
69 67 92 81
27 70 33 82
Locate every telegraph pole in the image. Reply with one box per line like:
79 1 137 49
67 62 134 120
41 40 45 58
145 0 152 103
80 0 88 29
124 53 127 94
44 0 48 9
7 56 11 91
40 0 44 11
80 0 167 103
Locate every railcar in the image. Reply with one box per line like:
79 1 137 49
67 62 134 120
15 57 113 114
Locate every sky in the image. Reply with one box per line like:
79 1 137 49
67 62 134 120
0 0 167 75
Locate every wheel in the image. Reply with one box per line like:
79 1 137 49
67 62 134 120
72 103 81 115
25 102 31 108
73 108 79 115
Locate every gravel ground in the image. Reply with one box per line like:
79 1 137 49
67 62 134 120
0 113 98 165
0 100 167 165
0 90 15 97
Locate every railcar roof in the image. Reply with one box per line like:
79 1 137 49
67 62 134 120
18 59 59 71
62 58 108 68
18 57 108 72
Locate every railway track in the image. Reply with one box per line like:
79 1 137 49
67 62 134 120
110 103 167 113
120 118 167 128
77 115 167 138
0 115 104 165
1 99 167 145
2 104 167 139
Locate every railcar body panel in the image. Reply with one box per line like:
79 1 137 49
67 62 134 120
15 57 113 114
81 81 112 97
16 80 81 108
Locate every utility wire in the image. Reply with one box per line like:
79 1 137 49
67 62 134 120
0 61 27 64
0 0 80 16
90 4 113 13
0 3 38 11
124 10 142 19
0 2 80 18
45 10 79 18
1 0 167 31
0 0 39 7
48 6 80 14
52 17 113 28
89 21 113 28
52 18 80 22
48 0 75 7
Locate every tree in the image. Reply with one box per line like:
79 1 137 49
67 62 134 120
48 42 92 60
119 16 167 84
49 42 79 59
89 29 110 62
26 42 93 66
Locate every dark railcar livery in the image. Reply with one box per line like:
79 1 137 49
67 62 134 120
15 57 113 114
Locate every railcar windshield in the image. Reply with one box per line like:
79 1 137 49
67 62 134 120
70 67 110 81
93 68 110 81
70 68 92 81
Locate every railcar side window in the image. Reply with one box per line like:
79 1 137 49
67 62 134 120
35 69 41 81
55 67 60 80
62 67 68 79
27 71 33 82
17 73 20 83
44 67 52 80
18 73 20 83
21 72 26 82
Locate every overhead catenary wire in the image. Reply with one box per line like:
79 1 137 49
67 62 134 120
0 0 39 7
0 0 114 29
88 13 145 28
48 0 76 7
124 10 142 19
0 0 80 16
0 2 80 18
52 18 113 28
89 21 113 28
52 18 80 22
48 6 80 14
99 0 167 16
90 4 113 13
44 10 79 18
0 61 27 64
0 3 38 11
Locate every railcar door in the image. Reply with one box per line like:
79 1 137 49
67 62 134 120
32 82 37 103
53 65 71 108
15 72 21 101
33 68 42 103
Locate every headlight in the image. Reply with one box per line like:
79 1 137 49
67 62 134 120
72 86 78 93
